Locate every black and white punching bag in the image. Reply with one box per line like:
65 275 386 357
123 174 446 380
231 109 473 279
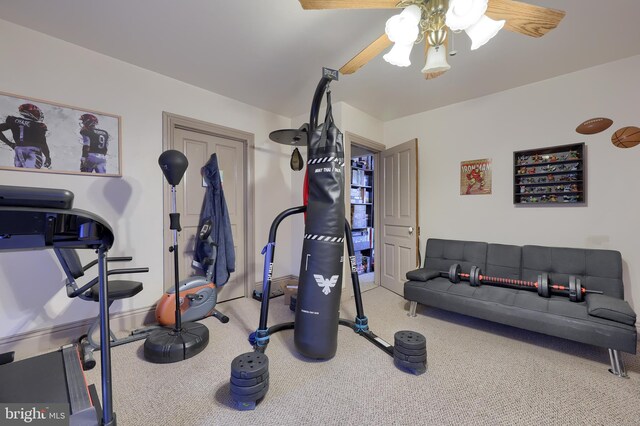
294 91 345 359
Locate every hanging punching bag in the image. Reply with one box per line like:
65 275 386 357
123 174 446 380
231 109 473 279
294 91 345 359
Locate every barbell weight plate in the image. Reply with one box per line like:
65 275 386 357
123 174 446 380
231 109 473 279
449 264 461 283
537 273 550 298
575 277 583 302
536 275 543 296
569 276 577 302
231 352 269 379
470 266 480 287
394 331 427 350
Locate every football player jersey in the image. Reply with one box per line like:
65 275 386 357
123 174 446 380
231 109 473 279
80 127 109 155
4 116 48 149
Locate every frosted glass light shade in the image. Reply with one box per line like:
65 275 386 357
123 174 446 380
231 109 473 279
446 0 488 31
466 15 505 50
383 5 421 67
384 43 416 67
421 45 451 73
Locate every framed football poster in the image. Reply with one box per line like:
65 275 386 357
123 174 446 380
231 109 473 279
0 91 121 176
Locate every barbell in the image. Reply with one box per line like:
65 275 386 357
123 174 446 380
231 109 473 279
446 264 602 302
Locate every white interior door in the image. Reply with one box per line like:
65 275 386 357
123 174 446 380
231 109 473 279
170 128 245 302
380 139 419 296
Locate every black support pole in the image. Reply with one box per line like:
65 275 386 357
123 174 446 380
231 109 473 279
344 220 365 319
97 245 116 425
258 206 307 332
309 76 331 134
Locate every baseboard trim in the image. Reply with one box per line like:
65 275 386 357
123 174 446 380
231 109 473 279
0 305 155 361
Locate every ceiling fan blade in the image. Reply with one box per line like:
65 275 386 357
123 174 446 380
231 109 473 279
299 0 398 9
340 33 392 75
486 0 565 38
423 37 449 80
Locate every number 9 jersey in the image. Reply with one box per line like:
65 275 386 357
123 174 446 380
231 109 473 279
80 127 109 155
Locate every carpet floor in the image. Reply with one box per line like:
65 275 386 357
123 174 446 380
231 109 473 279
86 287 640 425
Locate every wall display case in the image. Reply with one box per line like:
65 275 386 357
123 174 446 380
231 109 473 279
351 155 374 274
513 142 585 205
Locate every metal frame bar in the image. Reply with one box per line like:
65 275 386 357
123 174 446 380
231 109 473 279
97 246 116 425
252 207 393 357
408 300 418 317
608 348 629 378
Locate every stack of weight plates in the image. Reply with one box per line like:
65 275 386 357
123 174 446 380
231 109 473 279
230 352 269 410
393 330 427 375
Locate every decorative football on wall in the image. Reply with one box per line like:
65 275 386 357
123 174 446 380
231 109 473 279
611 126 640 149
575 117 613 135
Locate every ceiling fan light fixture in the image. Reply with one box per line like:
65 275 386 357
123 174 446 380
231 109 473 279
421 45 451 74
383 43 416 67
465 15 505 50
383 5 422 67
445 0 488 31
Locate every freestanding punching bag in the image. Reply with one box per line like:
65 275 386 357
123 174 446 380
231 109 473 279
294 87 345 359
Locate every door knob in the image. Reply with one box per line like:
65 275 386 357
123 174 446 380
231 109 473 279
408 226 414 235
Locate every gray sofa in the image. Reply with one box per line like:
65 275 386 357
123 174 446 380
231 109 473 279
404 238 637 376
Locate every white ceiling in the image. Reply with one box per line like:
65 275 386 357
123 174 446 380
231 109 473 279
2 0 640 121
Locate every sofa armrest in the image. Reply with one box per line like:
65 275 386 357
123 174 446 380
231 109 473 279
406 268 441 282
586 294 637 326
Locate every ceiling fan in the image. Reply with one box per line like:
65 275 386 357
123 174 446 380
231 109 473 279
298 0 565 79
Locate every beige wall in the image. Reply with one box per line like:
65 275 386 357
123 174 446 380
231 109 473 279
383 54 640 314
0 20 296 339
3 17 638 342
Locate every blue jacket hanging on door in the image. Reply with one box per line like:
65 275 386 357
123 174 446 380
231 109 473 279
195 153 235 286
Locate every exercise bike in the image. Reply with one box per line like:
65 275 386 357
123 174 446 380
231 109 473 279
154 218 229 327
59 218 228 370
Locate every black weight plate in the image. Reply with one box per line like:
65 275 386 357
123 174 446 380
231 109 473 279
569 276 577 302
230 372 269 387
537 273 550 298
230 380 268 396
393 346 427 356
575 278 583 302
394 331 427 350
449 264 461 283
476 266 483 286
394 357 426 368
470 266 481 287
394 339 427 352
231 382 270 403
394 358 427 373
231 352 269 379
394 352 427 363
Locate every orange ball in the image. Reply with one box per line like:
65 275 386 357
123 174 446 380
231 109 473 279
611 126 640 148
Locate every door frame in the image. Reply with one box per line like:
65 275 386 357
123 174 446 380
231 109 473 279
162 111 255 298
344 132 386 299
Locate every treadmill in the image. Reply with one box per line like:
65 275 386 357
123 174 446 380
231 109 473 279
0 185 117 426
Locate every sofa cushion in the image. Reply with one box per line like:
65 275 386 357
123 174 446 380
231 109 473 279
486 244 521 280
522 246 623 299
424 239 487 274
587 294 637 326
